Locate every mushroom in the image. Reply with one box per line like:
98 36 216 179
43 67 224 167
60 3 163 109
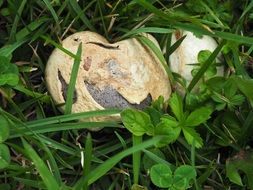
45 31 171 121
169 30 223 88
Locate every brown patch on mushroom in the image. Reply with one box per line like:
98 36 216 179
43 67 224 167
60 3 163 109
58 70 77 103
83 56 92 71
175 30 182 40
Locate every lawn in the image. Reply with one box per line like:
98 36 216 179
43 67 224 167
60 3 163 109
1 0 253 189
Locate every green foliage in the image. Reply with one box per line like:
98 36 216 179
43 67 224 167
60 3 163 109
1 0 253 189
226 151 253 189
0 115 10 143
22 138 60 190
0 144 10 169
122 93 213 148
0 56 19 86
121 109 154 136
150 164 196 190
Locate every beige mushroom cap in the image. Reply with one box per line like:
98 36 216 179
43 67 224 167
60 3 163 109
45 31 171 120
169 30 223 84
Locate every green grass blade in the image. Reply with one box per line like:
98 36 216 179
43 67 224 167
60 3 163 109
37 139 62 186
21 138 60 190
14 84 50 103
15 17 49 41
9 0 27 42
142 149 173 169
231 46 249 78
174 22 253 45
42 0 60 30
64 43 82 114
14 177 46 189
166 34 186 57
74 136 162 189
120 27 173 40
133 0 173 21
0 38 28 57
187 40 226 92
83 133 93 190
39 135 77 155
137 35 174 84
10 121 119 138
133 135 142 184
40 35 77 59
68 0 95 31
97 0 108 39
15 109 121 129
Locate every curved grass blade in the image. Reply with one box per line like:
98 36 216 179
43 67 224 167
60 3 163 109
120 27 174 40
9 0 27 42
133 135 142 184
10 121 119 138
21 138 60 190
65 43 82 114
42 0 60 31
15 109 121 129
74 136 162 189
82 133 93 190
40 35 77 59
68 0 95 31
137 35 174 84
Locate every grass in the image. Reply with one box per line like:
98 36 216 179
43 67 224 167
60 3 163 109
1 0 253 189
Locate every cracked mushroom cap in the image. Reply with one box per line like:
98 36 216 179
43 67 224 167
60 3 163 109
45 31 171 121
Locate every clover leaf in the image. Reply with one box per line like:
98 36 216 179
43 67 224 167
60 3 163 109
150 164 196 190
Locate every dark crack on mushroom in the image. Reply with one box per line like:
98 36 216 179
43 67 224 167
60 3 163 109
86 41 120 50
84 81 152 109
58 70 77 103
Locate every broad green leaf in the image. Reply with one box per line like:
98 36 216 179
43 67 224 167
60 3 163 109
173 175 187 189
185 107 212 127
173 165 197 189
0 115 10 143
0 56 11 73
22 138 60 190
155 121 181 147
0 56 19 86
226 161 243 186
0 74 19 86
121 109 153 136
144 107 162 126
226 151 253 188
232 76 253 107
182 127 203 148
0 144 10 169
160 115 179 127
198 50 212 63
150 164 172 188
169 93 184 121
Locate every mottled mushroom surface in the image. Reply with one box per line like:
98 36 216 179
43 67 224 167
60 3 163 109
45 31 171 120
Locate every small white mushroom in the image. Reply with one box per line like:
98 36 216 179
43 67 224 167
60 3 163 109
169 30 223 86
45 31 171 121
